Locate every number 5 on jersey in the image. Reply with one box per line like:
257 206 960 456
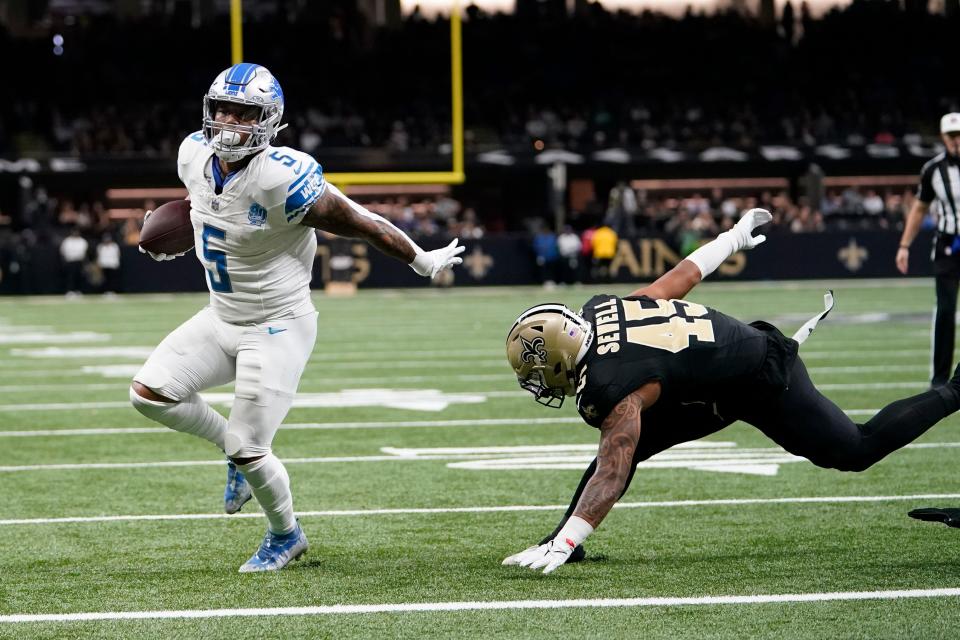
202 223 233 293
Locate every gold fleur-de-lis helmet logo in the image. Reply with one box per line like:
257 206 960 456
520 336 547 365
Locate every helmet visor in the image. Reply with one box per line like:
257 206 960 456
208 99 264 123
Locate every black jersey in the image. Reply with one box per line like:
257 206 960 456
574 294 798 428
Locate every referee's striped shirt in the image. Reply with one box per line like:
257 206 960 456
918 152 960 234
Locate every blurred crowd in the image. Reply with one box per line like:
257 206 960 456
0 175 944 293
357 194 486 239
525 180 930 286
1 0 958 157
1 0 955 292
0 177 486 294
598 182 913 240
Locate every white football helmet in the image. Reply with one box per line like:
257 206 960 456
506 303 592 408
202 63 287 162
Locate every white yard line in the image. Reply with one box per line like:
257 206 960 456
0 375 508 393
817 382 927 390
0 390 530 411
0 401 132 411
0 416 586 437
3 493 960 527
0 367 930 392
0 408 932 437
3 588 960 623
801 350 930 358
0 383 121 392
0 370 103 378
0 385 921 411
4 441 959 472
0 427 170 437
0 454 489 472
806 365 928 374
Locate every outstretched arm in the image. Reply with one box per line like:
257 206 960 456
301 184 464 278
569 390 644 527
630 208 772 300
503 384 659 575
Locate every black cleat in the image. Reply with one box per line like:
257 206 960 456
908 507 960 528
568 544 586 563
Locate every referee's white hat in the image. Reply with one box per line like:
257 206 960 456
941 113 960 133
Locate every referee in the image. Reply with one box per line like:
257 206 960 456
897 112 960 387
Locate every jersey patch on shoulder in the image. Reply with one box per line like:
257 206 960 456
284 160 326 223
259 147 327 224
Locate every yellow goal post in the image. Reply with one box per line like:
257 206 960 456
230 0 465 187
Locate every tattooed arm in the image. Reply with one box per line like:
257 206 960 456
502 382 660 574
301 184 464 276
572 385 654 527
301 184 418 263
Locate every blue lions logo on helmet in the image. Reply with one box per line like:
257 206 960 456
270 77 284 103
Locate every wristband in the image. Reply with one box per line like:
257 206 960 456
410 251 432 275
556 515 594 548
686 230 739 279
899 244 910 250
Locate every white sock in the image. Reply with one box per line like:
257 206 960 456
130 388 227 449
238 453 296 535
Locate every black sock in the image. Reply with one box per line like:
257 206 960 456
858 388 960 462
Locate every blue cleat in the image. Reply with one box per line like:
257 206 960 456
224 460 253 514
238 522 309 573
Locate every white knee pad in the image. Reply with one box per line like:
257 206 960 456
130 386 178 421
130 386 227 449
224 419 262 459
224 393 294 459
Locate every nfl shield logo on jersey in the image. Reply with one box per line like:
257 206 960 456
248 202 267 226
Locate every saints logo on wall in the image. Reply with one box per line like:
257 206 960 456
520 336 547 365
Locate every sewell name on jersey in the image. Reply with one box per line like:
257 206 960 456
594 298 622 355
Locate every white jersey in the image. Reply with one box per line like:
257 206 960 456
177 132 325 324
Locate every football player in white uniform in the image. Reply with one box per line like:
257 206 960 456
129 63 464 572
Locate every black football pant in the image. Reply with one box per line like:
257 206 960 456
736 356 959 472
543 357 960 542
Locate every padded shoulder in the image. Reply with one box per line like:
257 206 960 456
257 146 320 190
177 132 210 181
257 146 327 224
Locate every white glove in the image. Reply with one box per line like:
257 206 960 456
729 207 773 251
409 239 466 278
138 245 184 261
138 210 188 261
502 538 576 575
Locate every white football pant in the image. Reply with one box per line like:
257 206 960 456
133 306 317 458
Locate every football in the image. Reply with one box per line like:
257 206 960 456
139 199 195 255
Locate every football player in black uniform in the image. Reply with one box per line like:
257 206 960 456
503 208 960 575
